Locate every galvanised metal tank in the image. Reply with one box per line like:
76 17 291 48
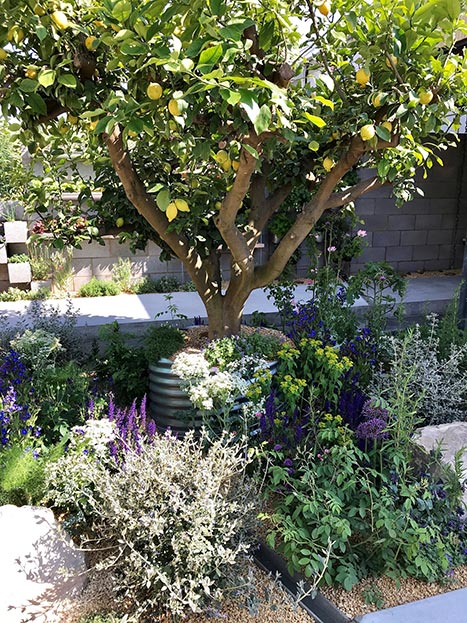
148 358 202 434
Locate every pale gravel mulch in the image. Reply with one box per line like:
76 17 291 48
321 565 467 619
62 560 467 623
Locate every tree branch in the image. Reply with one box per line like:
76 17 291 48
323 175 386 211
104 124 215 298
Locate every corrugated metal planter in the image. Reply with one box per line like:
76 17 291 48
148 358 203 435
149 358 278 436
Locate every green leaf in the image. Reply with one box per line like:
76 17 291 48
112 0 132 21
259 20 275 50
19 79 38 93
120 42 147 56
26 93 47 115
253 104 272 134
375 125 391 141
197 44 223 74
36 25 47 41
58 74 77 88
314 95 334 110
303 112 326 128
242 143 259 160
209 0 223 15
38 69 56 88
156 189 171 211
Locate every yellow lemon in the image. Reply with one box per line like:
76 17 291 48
360 124 375 141
25 67 37 79
85 36 97 51
59 125 69 135
174 198 189 212
34 5 46 16
222 158 232 172
147 82 163 100
372 92 384 107
166 202 178 222
232 160 240 171
215 201 222 210
115 217 124 227
318 1 331 16
381 121 393 133
323 157 335 172
168 99 180 116
419 89 433 105
215 150 229 164
7 26 24 43
67 114 78 125
356 67 370 87
89 120 99 131
51 11 69 30
0 49 8 61
385 54 398 68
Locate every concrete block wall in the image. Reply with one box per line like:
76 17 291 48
351 138 467 274
69 238 190 291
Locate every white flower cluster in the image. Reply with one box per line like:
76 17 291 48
187 371 248 412
72 418 116 457
172 351 211 381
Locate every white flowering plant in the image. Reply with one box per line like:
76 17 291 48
172 345 274 433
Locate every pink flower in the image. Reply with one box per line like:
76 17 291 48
327 246 336 252
357 229 367 237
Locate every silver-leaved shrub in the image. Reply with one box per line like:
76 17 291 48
371 315 467 425
46 429 258 618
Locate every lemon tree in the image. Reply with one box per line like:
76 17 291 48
0 0 466 336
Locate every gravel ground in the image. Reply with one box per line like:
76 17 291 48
61 560 467 623
321 565 467 619
64 562 316 623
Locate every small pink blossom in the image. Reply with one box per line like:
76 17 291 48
327 245 337 252
357 229 367 237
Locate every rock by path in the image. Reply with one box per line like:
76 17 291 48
415 422 467 506
0 505 86 623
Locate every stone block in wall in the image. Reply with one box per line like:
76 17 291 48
387 214 416 230
91 259 116 278
373 199 401 215
401 199 430 214
359 246 386 262
401 230 427 246
397 260 427 273
0 263 8 281
423 259 450 271
108 238 134 257
8 261 31 284
373 231 401 247
360 214 388 231
386 246 412 262
72 275 91 291
355 198 376 216
439 245 453 260
72 241 112 260
427 230 454 245
412 245 440 261
4 221 27 244
441 214 458 230
72 259 93 278
415 214 443 230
